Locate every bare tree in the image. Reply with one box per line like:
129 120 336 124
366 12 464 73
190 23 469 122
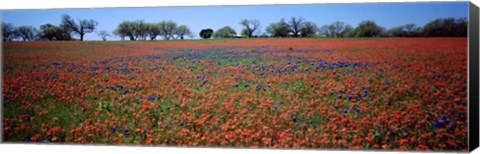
97 30 111 41
239 19 260 38
287 16 304 37
61 14 98 41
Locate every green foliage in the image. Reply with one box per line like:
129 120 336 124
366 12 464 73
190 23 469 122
266 18 290 37
213 26 237 38
14 26 38 41
319 21 353 38
353 20 384 37
38 24 72 41
199 28 214 39
176 25 192 40
61 14 98 41
422 17 467 37
2 22 16 42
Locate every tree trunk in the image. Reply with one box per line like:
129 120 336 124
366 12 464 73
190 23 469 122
80 34 84 41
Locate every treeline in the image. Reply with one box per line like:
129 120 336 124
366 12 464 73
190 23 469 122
1 14 467 42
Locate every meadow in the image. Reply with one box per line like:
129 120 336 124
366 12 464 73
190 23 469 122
2 38 468 151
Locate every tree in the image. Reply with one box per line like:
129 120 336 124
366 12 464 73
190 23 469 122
300 21 317 37
354 20 384 37
341 24 354 37
422 17 467 37
38 24 72 41
386 24 421 37
97 30 111 41
319 25 332 37
175 25 191 40
266 18 290 37
159 20 177 40
213 26 237 38
60 14 98 41
2 22 16 42
145 23 161 40
239 19 260 38
287 16 304 37
114 20 143 41
136 21 148 41
319 21 353 38
14 26 38 41
199 28 213 39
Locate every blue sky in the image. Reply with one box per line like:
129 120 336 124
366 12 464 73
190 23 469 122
1 2 469 40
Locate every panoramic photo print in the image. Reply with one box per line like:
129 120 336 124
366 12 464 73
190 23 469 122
1 1 470 152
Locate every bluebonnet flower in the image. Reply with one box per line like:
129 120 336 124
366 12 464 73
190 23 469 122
450 109 456 115
279 100 284 105
389 130 395 136
433 121 441 128
110 126 116 133
273 106 278 110
244 84 249 88
292 117 297 122
124 128 130 135
147 95 155 101
25 114 31 121
334 105 338 110
179 121 185 126
337 94 342 99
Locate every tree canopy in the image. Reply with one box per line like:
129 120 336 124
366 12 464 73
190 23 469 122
214 26 237 38
199 29 214 39
60 14 98 41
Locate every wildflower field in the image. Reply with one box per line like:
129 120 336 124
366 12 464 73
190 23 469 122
2 38 468 151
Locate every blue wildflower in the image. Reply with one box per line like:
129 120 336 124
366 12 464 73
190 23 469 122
147 95 155 101
450 109 456 115
179 121 185 126
292 117 297 122
25 114 31 121
124 128 130 135
110 126 116 133
334 105 338 110
337 94 342 99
